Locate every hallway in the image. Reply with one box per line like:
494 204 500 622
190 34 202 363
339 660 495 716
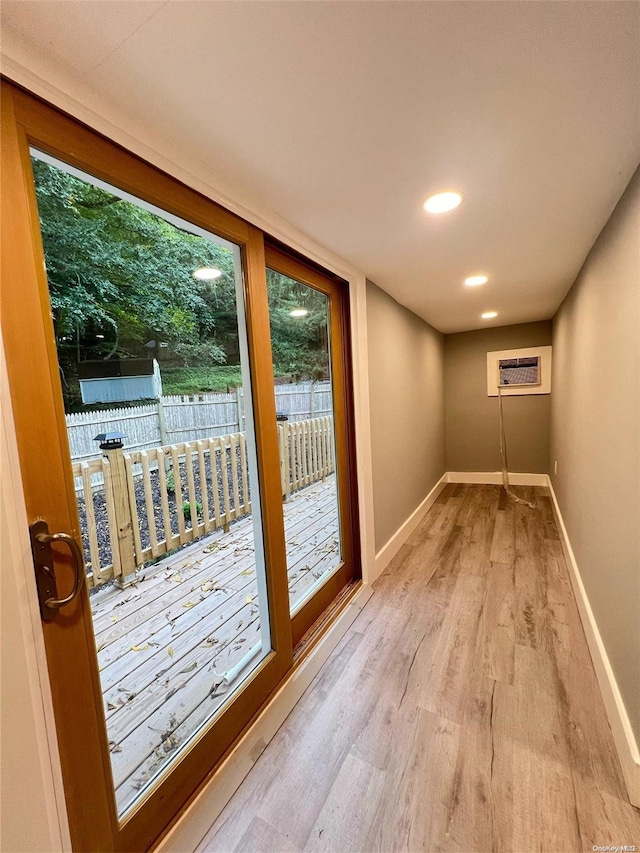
198 484 640 852
1 7 638 849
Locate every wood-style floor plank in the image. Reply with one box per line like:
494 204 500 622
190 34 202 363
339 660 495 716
197 484 640 853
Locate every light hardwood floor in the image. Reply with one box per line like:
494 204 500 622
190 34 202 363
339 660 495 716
197 484 640 853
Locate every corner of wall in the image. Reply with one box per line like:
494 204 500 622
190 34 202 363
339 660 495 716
372 474 448 583
547 480 640 807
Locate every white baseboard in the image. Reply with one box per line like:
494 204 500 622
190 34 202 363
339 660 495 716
372 474 448 583
548 482 640 807
158 476 639 853
446 471 549 486
374 470 639 807
155 583 374 852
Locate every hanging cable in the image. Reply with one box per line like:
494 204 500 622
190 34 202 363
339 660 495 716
498 385 536 509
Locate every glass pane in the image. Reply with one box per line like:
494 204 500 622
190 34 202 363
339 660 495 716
266 269 342 614
30 150 272 818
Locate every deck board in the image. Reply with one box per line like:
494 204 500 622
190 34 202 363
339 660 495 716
90 476 339 815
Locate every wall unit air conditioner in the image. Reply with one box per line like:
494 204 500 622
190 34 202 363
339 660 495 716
487 346 552 396
498 356 540 388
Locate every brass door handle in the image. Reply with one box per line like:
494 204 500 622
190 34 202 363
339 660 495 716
30 522 86 620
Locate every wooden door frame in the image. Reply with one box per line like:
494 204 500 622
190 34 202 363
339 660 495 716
264 246 362 646
1 81 294 852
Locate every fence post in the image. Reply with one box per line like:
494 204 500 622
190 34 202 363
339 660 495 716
235 385 244 432
99 439 138 588
157 396 171 474
157 396 169 446
310 381 316 419
277 424 287 500
321 417 328 481
284 422 292 497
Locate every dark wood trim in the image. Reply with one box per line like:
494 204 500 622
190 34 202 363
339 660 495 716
264 234 347 287
7 82 252 246
2 81 118 853
240 229 293 666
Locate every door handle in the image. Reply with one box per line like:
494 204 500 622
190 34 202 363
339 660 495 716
30 521 86 621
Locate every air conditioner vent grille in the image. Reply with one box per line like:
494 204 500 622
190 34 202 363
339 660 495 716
498 356 540 387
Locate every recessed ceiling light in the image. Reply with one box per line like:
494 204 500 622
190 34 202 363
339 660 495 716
481 311 498 320
423 191 463 214
289 308 308 318
192 267 222 280
465 275 488 287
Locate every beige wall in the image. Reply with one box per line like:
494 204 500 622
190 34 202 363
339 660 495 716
551 166 640 739
366 281 445 553
444 322 552 474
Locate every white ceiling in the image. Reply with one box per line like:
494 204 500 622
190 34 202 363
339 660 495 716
3 1 639 333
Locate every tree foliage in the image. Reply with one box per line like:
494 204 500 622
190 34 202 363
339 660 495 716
31 157 330 409
266 269 330 381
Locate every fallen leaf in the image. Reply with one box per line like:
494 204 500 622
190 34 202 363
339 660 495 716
131 643 149 652
183 601 195 609
107 702 117 711
180 661 197 673
161 735 180 754
240 569 253 577
167 647 175 657
131 770 151 789
246 595 253 604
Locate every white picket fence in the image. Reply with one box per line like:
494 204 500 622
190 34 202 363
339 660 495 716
74 416 335 588
66 381 332 463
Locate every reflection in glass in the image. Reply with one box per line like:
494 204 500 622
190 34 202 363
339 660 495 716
267 270 342 614
30 150 271 817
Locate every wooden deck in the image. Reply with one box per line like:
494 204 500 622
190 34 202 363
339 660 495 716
90 476 339 815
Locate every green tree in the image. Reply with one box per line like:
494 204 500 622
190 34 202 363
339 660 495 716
33 157 235 404
31 156 331 407
267 269 330 380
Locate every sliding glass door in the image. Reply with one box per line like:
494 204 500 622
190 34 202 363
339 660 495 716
2 83 293 852
28 148 281 819
1 82 360 851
